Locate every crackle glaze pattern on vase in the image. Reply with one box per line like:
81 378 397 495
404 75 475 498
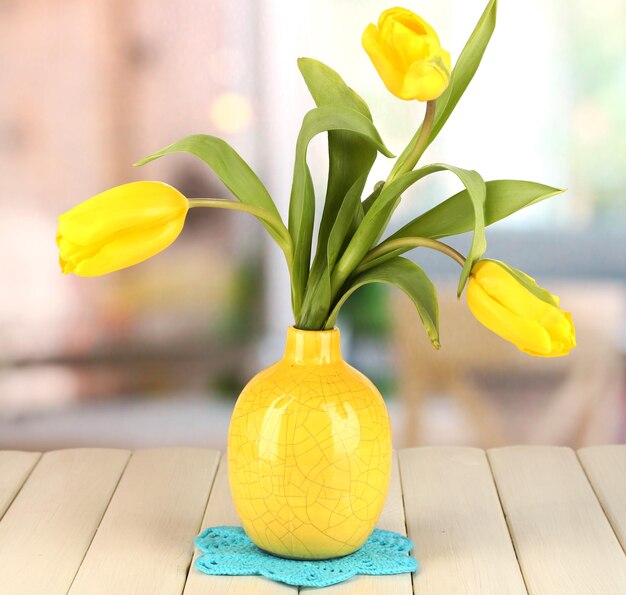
228 327 392 560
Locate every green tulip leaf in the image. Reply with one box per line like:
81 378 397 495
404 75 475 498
297 58 372 119
325 257 440 348
135 135 290 254
388 180 564 242
289 105 394 316
296 59 381 328
363 181 564 278
332 171 432 292
428 0 498 146
332 163 486 298
327 174 371 273
298 173 368 329
362 181 385 214
448 166 487 296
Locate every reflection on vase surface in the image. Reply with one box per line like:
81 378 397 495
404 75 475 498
228 326 392 560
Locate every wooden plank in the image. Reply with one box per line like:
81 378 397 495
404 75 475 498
578 445 626 552
489 446 626 594
0 448 130 594
300 452 413 595
69 448 219 595
183 457 295 595
399 446 526 595
0 450 41 519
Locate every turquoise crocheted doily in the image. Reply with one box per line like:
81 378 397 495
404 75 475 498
194 526 417 588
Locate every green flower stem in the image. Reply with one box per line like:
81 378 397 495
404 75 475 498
387 99 437 183
188 198 293 269
355 236 466 274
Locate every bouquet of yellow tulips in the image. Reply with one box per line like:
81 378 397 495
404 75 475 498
57 0 575 357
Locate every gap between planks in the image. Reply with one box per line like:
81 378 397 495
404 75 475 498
577 445 626 554
399 446 527 595
0 450 41 520
0 448 131 594
488 446 626 595
68 448 220 595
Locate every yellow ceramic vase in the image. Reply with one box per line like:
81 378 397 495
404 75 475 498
228 326 392 560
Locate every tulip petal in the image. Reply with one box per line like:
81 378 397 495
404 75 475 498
59 255 74 274
400 55 451 101
379 7 439 42
472 261 560 321
545 310 576 354
72 214 187 276
387 19 429 66
58 182 188 246
362 24 404 97
467 279 554 355
440 48 452 72
57 235 101 269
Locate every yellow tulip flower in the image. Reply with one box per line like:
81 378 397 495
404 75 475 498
467 260 576 357
362 7 451 101
57 181 188 276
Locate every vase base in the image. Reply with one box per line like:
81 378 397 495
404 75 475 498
257 545 354 562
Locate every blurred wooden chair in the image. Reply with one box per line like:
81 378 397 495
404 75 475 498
392 281 625 448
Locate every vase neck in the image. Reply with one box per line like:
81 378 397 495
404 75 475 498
283 327 343 365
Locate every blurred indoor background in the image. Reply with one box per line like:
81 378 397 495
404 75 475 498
0 0 624 450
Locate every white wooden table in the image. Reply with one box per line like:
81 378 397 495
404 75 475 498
0 446 625 594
